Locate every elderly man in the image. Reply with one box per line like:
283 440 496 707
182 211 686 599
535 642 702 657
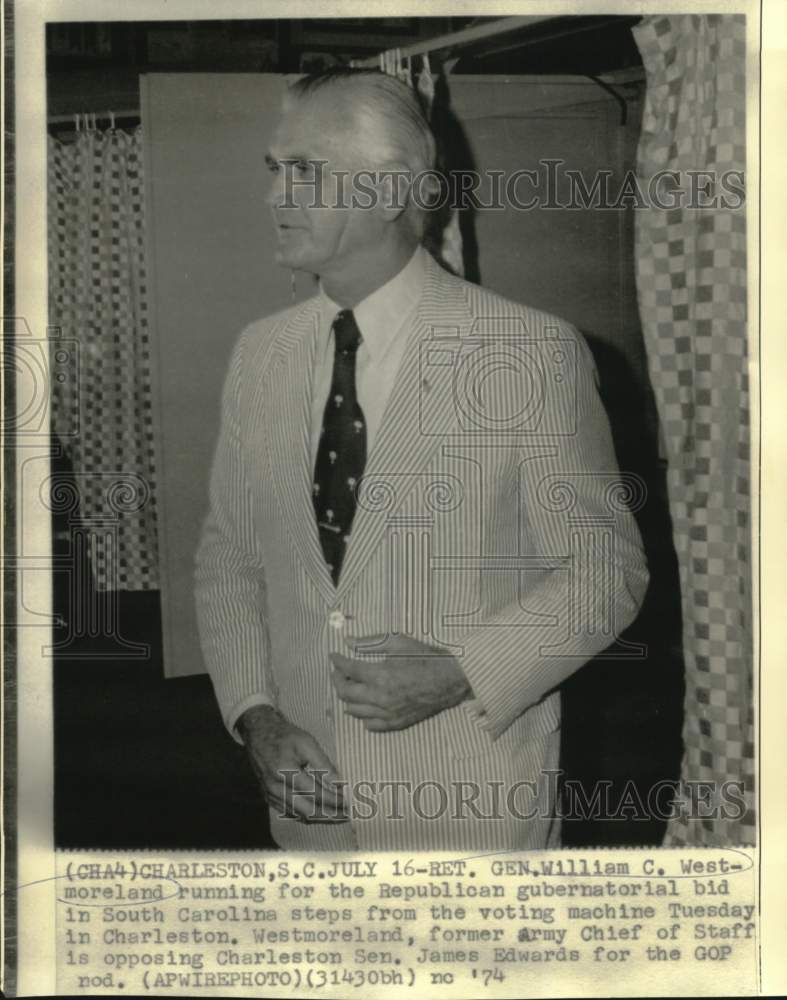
195 67 649 851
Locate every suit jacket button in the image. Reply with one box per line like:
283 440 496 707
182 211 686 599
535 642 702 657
328 610 346 630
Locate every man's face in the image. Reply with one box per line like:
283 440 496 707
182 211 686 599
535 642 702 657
265 91 383 278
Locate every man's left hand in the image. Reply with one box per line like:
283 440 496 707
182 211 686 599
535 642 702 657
330 634 472 732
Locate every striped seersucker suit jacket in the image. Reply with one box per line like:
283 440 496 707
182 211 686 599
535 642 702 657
195 249 650 852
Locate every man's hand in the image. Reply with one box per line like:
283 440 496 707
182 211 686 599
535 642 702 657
237 705 346 822
330 634 472 732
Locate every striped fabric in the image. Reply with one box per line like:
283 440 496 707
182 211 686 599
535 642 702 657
195 250 650 851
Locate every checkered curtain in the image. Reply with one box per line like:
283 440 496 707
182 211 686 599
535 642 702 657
48 127 159 591
632 15 753 844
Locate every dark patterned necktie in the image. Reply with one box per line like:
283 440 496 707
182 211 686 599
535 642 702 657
312 309 367 584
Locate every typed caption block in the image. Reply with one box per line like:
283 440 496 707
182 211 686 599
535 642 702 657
54 848 757 997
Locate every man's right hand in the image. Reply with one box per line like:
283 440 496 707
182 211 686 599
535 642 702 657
236 705 346 822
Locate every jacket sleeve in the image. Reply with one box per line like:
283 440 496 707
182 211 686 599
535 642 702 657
194 331 275 742
455 322 650 740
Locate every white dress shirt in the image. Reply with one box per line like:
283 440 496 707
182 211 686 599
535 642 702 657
309 245 428 465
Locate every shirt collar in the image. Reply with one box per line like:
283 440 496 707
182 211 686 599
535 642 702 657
317 245 428 362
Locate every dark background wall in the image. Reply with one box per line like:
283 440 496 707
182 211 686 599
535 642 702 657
47 16 645 118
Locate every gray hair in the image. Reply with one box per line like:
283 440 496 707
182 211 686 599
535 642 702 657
285 67 437 180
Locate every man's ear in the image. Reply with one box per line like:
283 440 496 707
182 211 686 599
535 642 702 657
376 159 413 222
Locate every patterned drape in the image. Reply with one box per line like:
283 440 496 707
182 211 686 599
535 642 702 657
48 127 159 591
632 15 753 844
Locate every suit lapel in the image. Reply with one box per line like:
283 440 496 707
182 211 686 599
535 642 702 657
337 254 473 597
264 300 337 604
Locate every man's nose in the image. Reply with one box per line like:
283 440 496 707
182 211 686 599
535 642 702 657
265 171 285 209
266 171 302 217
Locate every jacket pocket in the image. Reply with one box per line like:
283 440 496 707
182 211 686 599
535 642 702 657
444 694 560 762
444 700 513 762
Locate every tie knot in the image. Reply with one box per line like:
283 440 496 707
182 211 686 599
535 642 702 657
333 309 362 354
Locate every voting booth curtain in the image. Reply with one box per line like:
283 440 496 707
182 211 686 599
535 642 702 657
48 126 160 591
632 14 754 845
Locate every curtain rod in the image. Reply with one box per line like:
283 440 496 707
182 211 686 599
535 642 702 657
47 109 140 125
351 15 557 67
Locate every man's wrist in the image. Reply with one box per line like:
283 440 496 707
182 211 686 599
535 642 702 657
446 656 473 704
236 703 282 743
